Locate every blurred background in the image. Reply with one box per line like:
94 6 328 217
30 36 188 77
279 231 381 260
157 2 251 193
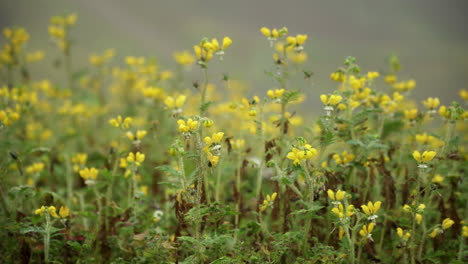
1 0 467 110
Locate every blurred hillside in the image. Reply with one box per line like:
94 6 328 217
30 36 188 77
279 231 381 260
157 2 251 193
1 0 467 112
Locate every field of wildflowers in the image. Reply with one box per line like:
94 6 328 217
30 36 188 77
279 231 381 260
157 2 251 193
0 13 467 264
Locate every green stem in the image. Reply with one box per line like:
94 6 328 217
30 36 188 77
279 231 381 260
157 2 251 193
44 212 51 263
200 67 209 116
235 152 242 240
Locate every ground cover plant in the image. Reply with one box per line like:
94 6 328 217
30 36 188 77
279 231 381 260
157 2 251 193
0 13 467 264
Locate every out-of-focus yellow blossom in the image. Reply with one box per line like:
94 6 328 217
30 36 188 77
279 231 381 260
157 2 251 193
164 95 186 111
267 89 285 100
26 162 45 174
384 74 397 84
89 49 115 66
333 151 355 165
230 139 245 150
34 206 46 216
126 130 147 141
72 153 87 172
330 71 345 82
415 133 444 148
125 56 145 66
432 174 444 184
59 206 70 218
260 192 278 212
367 71 379 79
442 218 455 229
48 206 59 218
127 152 145 167
422 97 440 111
320 94 343 106
26 50 45 63
393 80 416 92
396 227 411 240
463 226 468 237
404 109 418 121
174 51 195 66
109 115 133 129
460 89 468 101
206 152 220 167
79 167 99 181
438 105 451 119
429 228 441 238
413 150 437 163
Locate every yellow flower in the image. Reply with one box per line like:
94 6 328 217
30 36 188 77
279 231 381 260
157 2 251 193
438 105 450 119
109 115 133 129
165 95 186 109
359 223 375 238
173 51 195 66
127 152 145 166
267 89 285 100
460 89 468 101
429 228 440 238
177 118 198 133
384 74 397 84
126 130 147 141
422 97 440 110
320 94 343 106
327 189 346 201
59 206 70 218
79 167 99 180
34 206 46 215
432 174 444 184
412 150 436 163
442 218 455 230
415 213 422 224
48 206 59 218
396 227 411 240
260 192 278 212
463 226 468 237
361 201 382 215
211 132 224 143
404 109 418 120
222 37 232 50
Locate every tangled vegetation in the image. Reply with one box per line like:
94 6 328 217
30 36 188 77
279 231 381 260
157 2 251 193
0 14 467 264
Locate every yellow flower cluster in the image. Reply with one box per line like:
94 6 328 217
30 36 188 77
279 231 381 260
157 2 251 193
333 151 355 165
109 115 133 129
403 203 425 224
72 153 87 172
173 51 195 66
177 118 198 134
49 14 77 51
89 49 115 66
164 95 186 113
359 223 375 239
429 218 455 238
412 150 437 164
361 201 382 216
415 133 444 148
193 37 232 63
126 130 147 142
25 162 45 174
79 167 99 181
396 227 411 241
393 80 416 92
1 27 29 65
286 143 318 165
260 192 278 212
127 152 146 167
35 205 69 219
204 132 224 167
